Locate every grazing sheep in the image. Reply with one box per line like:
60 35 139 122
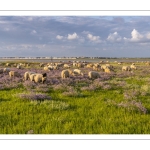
86 63 93 68
17 64 22 69
24 71 36 81
93 65 100 71
3 68 10 73
30 73 47 83
130 64 137 70
9 71 21 78
61 70 70 79
73 62 78 67
44 66 50 71
73 69 84 76
104 68 111 73
105 64 114 70
77 63 84 68
64 64 70 69
6 63 11 67
122 66 131 71
88 71 100 79
39 63 44 67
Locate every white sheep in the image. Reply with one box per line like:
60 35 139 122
24 71 36 81
30 73 47 83
88 71 100 79
9 71 21 78
73 69 84 76
63 64 70 69
130 64 137 70
122 66 131 71
3 68 10 73
43 66 50 71
17 64 22 69
61 70 70 79
104 68 111 73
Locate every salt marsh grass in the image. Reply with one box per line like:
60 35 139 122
0 60 150 134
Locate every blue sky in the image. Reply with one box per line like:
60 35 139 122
0 16 150 57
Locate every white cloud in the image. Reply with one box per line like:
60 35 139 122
87 34 101 43
146 32 150 39
56 35 63 40
31 30 37 34
107 32 122 42
130 29 143 42
124 29 150 43
67 32 78 40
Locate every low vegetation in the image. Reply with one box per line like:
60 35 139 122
0 60 150 134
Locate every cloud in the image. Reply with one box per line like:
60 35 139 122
130 29 143 42
87 34 101 43
67 32 78 40
56 35 63 40
107 32 122 42
124 29 150 43
31 30 37 34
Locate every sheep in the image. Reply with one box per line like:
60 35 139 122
63 64 70 69
122 66 131 71
73 69 84 76
130 64 137 70
39 63 45 67
24 71 36 81
88 71 100 79
43 66 50 71
77 63 84 68
86 63 93 68
104 68 111 73
9 71 21 78
73 62 78 67
3 68 10 73
93 65 100 71
6 63 11 67
30 73 47 83
61 69 70 79
17 64 22 69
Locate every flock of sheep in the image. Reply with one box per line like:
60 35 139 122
0 60 140 84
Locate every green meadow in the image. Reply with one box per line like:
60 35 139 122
0 60 150 134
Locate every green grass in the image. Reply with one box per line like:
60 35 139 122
1 62 150 134
0 84 150 134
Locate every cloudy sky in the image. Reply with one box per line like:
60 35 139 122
0 16 150 57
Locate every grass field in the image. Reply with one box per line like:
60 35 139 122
0 60 150 134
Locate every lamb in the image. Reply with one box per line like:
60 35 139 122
61 70 70 79
24 71 36 81
88 71 100 79
9 71 21 78
122 66 131 71
30 73 47 83
73 69 84 76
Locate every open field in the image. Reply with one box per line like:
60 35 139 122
0 59 150 134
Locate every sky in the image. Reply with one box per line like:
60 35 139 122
1 16 150 57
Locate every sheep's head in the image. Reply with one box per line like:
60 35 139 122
42 73 47 77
